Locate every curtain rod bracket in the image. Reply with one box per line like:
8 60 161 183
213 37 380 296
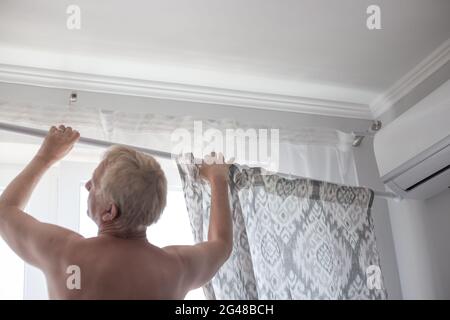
69 91 78 105
352 120 382 147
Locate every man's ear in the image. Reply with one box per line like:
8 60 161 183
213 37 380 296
101 203 120 222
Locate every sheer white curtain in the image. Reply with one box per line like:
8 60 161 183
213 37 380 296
0 100 358 185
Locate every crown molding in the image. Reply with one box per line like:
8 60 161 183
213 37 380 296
0 63 372 120
370 38 450 119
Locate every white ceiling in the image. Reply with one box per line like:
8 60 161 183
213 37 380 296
0 0 449 119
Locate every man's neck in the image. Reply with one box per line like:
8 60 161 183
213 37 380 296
98 224 148 240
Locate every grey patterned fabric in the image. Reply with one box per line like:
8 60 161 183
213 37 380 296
177 159 387 300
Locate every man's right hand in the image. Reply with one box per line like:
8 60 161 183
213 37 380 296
199 152 232 182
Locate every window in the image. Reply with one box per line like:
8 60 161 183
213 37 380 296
0 187 25 299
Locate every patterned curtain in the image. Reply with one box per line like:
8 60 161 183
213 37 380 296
177 158 387 300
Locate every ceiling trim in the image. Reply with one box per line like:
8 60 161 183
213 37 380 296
0 63 372 120
370 38 450 119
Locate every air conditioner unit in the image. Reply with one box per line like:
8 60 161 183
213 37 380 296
374 80 450 200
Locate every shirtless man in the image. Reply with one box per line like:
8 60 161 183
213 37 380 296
0 125 232 299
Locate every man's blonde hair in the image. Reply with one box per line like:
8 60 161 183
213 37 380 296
99 145 167 233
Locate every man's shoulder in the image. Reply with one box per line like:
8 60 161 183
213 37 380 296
58 235 100 262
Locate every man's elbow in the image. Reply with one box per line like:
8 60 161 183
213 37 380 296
0 204 20 222
0 204 12 234
217 240 233 263
0 203 10 219
210 232 233 258
0 202 16 213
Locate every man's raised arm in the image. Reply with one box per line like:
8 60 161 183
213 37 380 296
164 153 233 293
0 125 83 270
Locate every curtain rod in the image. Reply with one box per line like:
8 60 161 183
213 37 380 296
0 122 401 201
0 122 172 159
276 172 400 201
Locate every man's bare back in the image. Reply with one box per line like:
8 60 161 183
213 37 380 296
47 236 186 299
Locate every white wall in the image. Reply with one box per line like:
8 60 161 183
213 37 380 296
388 189 450 299
422 189 450 297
